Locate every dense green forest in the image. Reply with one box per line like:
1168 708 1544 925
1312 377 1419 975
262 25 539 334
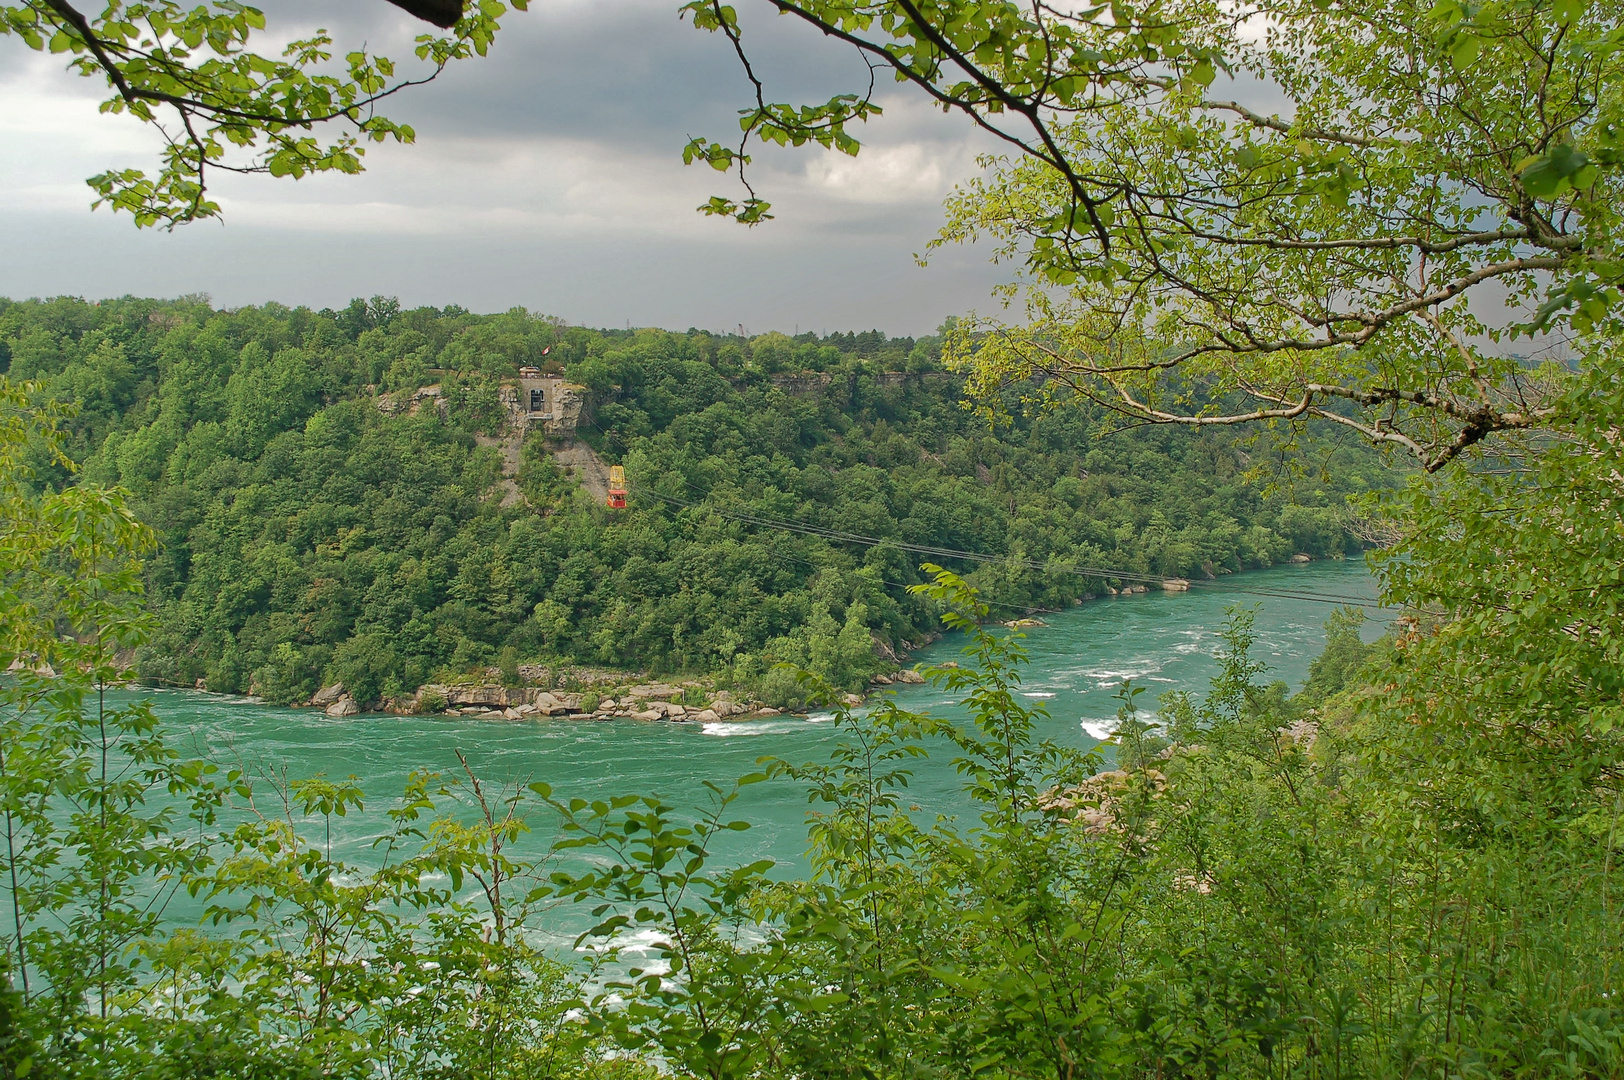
1 295 1379 707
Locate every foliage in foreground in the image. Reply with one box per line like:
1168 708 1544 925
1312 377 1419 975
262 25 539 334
0 0 527 228
4 374 1622 1078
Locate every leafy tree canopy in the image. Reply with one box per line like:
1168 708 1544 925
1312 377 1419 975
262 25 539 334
681 0 1622 470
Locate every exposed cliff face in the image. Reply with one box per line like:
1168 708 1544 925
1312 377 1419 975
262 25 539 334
474 430 526 508
770 372 835 397
375 383 445 417
375 378 593 435
550 438 611 503
474 376 607 508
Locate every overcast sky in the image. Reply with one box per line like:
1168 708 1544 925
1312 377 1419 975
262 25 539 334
0 1 1017 336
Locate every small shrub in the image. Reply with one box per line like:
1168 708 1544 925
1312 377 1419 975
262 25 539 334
251 642 321 706
579 692 601 713
498 646 521 688
756 666 807 711
417 689 447 714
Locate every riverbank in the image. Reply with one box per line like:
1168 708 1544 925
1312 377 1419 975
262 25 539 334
300 667 930 722
286 554 1358 722
109 560 1380 890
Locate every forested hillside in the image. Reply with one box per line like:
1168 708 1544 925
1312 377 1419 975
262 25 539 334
2 295 1383 706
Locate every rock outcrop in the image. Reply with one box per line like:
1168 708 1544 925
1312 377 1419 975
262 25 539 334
311 683 346 707
383 674 785 724
625 684 684 701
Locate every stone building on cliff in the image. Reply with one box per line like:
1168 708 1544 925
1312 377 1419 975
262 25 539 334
509 368 590 436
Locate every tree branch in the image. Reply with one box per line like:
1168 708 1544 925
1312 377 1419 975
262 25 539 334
759 0 1114 251
995 331 1558 471
39 0 457 131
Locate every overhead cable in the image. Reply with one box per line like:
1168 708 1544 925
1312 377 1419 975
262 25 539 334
633 487 1386 611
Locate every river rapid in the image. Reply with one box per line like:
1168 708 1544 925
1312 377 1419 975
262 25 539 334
127 560 1381 891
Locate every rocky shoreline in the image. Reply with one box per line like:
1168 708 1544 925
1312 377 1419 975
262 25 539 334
303 668 928 722
293 554 1332 720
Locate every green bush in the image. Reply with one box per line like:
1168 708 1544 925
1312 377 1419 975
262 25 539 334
250 642 320 705
755 665 808 710
498 645 521 687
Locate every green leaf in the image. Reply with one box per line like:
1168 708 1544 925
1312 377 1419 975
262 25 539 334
1520 143 1592 198
1449 33 1480 67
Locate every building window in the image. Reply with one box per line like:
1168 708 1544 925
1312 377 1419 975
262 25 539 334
530 388 544 411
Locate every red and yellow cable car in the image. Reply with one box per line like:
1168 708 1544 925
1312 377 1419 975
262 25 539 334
607 465 627 509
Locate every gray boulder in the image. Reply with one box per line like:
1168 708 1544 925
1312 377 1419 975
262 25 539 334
312 683 346 707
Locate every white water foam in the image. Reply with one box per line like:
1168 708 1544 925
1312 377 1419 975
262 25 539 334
580 926 672 958
1080 718 1117 740
702 719 819 737
1079 665 1161 680
1082 710 1170 741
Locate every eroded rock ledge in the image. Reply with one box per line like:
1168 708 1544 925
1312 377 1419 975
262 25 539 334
300 668 931 722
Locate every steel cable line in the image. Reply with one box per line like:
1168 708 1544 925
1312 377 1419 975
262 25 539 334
631 485 1386 611
760 540 1072 616
567 411 1382 610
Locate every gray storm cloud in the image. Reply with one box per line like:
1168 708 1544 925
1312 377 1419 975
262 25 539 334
0 0 1004 335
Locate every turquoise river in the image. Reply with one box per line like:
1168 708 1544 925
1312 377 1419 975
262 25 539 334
128 560 1382 904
